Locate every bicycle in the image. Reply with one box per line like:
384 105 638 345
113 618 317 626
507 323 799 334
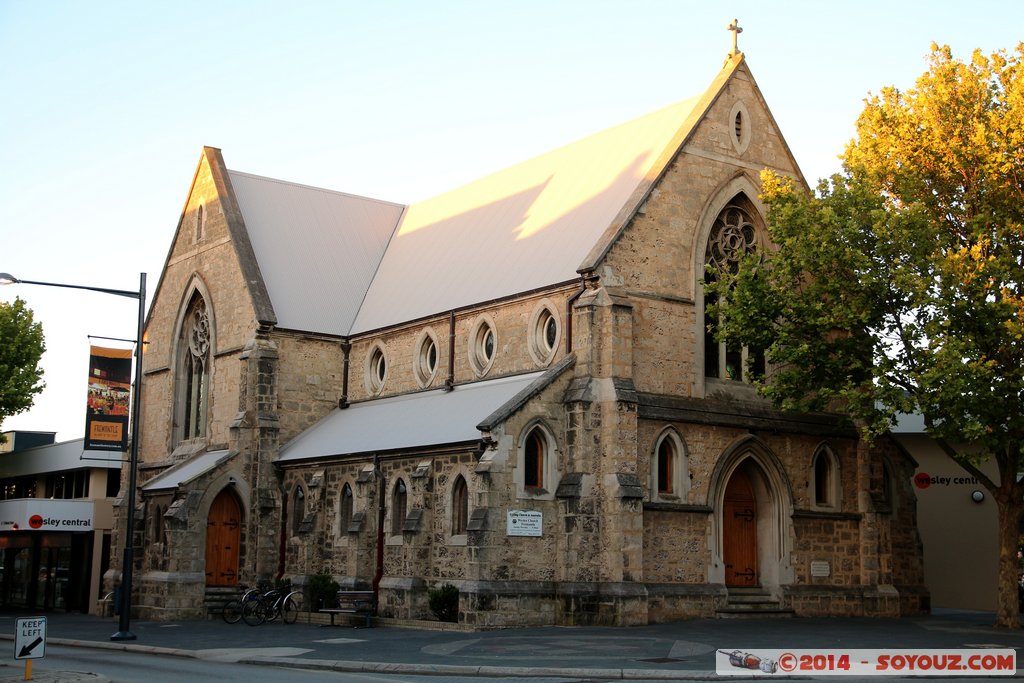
221 585 261 624
242 587 303 625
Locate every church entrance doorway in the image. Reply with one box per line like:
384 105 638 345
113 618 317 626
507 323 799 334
205 488 241 587
723 466 758 586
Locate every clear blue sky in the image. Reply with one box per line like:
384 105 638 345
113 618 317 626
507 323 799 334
1 1 1021 442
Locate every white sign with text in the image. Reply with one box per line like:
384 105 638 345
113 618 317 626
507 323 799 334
15 616 46 660
506 510 543 537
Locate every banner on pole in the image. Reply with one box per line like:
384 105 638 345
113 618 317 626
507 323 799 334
84 346 132 452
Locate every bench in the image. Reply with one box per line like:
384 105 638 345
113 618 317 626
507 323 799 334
319 590 376 627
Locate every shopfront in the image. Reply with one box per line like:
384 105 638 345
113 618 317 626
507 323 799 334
0 499 112 613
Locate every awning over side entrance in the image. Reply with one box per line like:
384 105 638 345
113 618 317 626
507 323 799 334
141 449 235 492
275 371 547 464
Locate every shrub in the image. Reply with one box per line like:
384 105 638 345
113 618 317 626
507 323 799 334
307 572 341 609
428 583 459 622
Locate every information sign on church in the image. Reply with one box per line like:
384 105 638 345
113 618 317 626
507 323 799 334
506 510 543 537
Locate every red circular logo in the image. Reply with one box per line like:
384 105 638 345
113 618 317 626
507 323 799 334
778 652 796 673
28 515 44 529
914 472 931 489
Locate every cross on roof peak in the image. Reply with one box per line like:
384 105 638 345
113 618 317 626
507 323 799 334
727 18 743 57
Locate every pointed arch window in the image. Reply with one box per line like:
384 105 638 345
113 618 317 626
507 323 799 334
291 484 306 536
339 483 354 534
651 431 689 502
150 502 163 544
452 475 468 536
657 439 674 495
391 479 407 536
195 204 205 242
811 446 840 510
524 429 545 490
176 292 211 442
703 196 765 382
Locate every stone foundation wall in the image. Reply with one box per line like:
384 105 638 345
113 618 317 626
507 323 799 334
646 583 725 621
135 571 206 621
784 585 904 617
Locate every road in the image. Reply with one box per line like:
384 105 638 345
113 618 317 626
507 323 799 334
8 645 702 683
9 645 1010 683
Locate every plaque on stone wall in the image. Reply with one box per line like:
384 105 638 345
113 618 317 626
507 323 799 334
810 560 831 577
506 510 542 537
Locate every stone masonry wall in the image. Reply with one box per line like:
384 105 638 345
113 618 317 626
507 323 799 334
140 150 259 464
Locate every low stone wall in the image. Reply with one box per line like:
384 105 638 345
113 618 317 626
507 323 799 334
646 583 726 622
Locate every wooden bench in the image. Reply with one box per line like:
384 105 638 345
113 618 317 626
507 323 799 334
319 590 376 627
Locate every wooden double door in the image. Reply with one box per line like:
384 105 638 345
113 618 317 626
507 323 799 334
205 489 241 587
723 468 758 586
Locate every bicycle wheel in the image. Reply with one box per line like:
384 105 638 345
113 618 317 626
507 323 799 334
242 598 267 626
282 593 300 624
222 599 243 624
265 603 280 622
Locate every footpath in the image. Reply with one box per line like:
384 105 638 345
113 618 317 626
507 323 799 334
0 608 1022 681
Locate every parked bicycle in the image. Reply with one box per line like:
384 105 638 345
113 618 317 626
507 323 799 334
242 586 303 625
221 584 262 624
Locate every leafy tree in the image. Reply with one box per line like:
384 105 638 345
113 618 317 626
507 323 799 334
708 44 1024 627
0 297 46 438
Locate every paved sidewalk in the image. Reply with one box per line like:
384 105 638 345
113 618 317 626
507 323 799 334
0 609 1021 681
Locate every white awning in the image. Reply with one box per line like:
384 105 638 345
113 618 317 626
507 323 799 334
142 449 235 492
276 372 546 464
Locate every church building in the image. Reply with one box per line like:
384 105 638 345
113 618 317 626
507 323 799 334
119 45 928 626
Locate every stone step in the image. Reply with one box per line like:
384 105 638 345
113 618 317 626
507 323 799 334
726 592 775 602
718 587 793 618
203 587 240 613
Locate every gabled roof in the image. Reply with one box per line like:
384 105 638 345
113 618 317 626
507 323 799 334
229 172 404 335
215 55 760 337
349 93 706 333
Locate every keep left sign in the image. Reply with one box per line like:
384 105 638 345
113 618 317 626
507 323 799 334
15 616 46 660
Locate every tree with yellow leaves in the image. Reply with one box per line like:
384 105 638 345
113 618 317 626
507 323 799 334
709 44 1024 627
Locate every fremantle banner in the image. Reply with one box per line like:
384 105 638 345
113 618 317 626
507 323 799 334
84 346 132 451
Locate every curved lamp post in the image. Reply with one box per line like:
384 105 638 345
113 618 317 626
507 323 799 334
0 272 145 641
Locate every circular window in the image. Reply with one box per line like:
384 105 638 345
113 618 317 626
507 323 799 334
367 344 387 393
705 204 758 274
415 330 440 387
469 317 497 376
528 303 560 366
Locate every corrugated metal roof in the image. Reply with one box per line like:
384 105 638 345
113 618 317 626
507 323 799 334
0 438 123 477
276 371 546 464
141 449 235 492
349 95 702 333
229 171 404 335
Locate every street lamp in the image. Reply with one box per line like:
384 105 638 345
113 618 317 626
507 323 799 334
0 272 146 641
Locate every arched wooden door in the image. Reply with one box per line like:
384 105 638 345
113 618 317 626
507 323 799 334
205 489 241 587
723 467 758 586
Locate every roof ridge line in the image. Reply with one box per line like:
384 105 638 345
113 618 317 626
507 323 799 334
226 169 407 209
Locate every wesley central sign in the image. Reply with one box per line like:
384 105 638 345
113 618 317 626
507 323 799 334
0 500 94 531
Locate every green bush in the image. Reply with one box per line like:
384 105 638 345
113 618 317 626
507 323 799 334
428 583 459 622
307 573 341 609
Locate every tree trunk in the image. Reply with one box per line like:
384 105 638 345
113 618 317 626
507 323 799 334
994 489 1024 628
